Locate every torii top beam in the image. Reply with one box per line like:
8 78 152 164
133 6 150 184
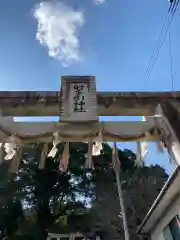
0 91 179 117
0 75 179 117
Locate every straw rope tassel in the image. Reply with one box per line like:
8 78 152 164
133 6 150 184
135 140 144 167
140 140 149 160
140 116 149 160
9 147 23 173
38 143 49 170
154 126 164 154
0 143 4 165
156 140 164 153
85 142 93 169
59 142 69 172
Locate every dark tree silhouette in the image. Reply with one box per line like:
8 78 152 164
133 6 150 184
0 142 168 240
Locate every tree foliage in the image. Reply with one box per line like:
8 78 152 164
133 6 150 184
0 142 169 240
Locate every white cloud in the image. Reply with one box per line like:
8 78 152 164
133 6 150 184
34 1 85 67
94 0 106 5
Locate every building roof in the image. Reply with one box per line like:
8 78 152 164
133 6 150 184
137 165 180 235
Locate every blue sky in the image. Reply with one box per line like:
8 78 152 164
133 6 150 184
0 0 179 173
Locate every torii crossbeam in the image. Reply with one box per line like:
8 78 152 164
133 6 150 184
0 76 180 166
0 90 180 116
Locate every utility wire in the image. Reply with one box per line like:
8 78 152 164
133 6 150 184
143 0 179 84
144 14 170 80
145 14 172 81
168 27 175 93
170 0 180 15
169 0 177 13
144 1 174 80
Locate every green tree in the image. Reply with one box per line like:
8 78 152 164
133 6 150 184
0 142 169 240
0 142 93 239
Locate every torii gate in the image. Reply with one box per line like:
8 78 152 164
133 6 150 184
0 76 179 165
0 76 180 240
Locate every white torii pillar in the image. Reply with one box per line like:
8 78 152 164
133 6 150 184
155 102 180 166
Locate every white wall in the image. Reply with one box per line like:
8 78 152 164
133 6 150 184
150 195 180 240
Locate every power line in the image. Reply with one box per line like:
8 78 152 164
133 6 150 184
169 0 177 13
144 13 170 81
145 14 172 81
144 0 175 81
170 0 180 15
143 0 179 85
168 27 174 92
